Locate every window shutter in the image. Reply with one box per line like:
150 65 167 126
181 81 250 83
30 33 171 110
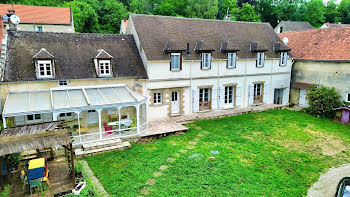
192 89 199 112
263 83 269 104
256 59 258 67
170 57 172 71
226 53 229 68
200 54 203 69
209 54 212 69
248 85 254 105
236 86 241 107
262 53 265 66
180 54 183 70
211 88 218 110
219 87 225 109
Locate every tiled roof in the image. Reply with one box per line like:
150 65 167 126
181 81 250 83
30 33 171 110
129 14 284 60
281 21 315 31
323 22 350 28
4 31 148 82
279 27 350 61
0 4 71 24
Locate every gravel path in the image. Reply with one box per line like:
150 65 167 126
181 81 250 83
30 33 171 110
307 164 350 197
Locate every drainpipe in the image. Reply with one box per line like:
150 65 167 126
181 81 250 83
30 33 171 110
217 60 220 109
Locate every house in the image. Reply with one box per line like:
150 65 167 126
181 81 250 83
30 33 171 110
334 106 350 124
126 14 292 121
274 21 315 33
0 4 74 33
0 28 148 145
279 27 350 107
320 22 350 29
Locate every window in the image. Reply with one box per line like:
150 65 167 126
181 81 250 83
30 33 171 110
171 53 181 70
37 26 43 32
279 27 283 33
347 93 350 102
201 53 211 69
280 52 287 66
37 60 53 78
154 92 162 104
59 112 73 119
227 52 236 68
99 60 111 76
27 114 41 121
254 83 263 103
256 52 265 67
225 86 234 104
58 80 68 87
199 88 210 102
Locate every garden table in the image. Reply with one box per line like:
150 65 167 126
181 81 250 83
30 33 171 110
27 167 45 180
28 158 45 170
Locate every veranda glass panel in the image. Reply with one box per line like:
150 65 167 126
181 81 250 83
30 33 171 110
30 91 51 112
85 88 105 105
52 90 70 109
4 92 30 114
113 87 136 103
99 88 122 104
68 89 88 108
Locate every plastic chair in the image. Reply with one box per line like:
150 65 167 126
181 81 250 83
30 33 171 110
29 179 42 196
42 167 50 187
20 170 29 191
103 122 113 134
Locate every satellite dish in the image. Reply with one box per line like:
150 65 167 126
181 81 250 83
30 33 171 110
283 37 288 45
10 15 20 25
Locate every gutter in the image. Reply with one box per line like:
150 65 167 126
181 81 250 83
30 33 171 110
294 59 350 63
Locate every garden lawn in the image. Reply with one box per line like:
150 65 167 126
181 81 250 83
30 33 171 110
85 110 350 196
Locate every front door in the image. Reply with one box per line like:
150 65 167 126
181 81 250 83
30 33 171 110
87 110 98 124
299 89 308 107
274 88 283 105
199 88 211 111
171 91 180 115
342 110 350 123
253 84 263 104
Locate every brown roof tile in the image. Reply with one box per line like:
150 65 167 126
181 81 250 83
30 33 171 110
0 4 71 24
129 14 283 60
279 27 350 61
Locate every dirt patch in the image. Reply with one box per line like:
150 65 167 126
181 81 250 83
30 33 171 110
159 165 168 170
146 179 156 185
194 126 202 130
242 131 264 141
179 149 187 153
274 128 347 156
256 117 267 122
166 157 175 163
308 164 350 197
140 186 150 195
236 154 253 165
189 141 197 145
153 171 162 177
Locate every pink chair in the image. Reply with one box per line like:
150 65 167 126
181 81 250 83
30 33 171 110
103 122 113 134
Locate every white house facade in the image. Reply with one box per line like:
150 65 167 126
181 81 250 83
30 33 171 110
127 14 292 121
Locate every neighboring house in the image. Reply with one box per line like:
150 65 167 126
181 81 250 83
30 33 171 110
274 21 315 33
0 29 149 145
320 22 350 29
126 14 292 121
279 27 350 107
0 4 74 33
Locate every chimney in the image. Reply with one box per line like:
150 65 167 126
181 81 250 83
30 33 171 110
123 17 127 22
224 14 231 21
186 43 191 56
283 37 289 46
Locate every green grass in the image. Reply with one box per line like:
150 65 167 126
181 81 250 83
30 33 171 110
85 110 350 196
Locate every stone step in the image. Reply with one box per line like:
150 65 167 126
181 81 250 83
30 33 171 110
82 138 122 150
75 141 131 156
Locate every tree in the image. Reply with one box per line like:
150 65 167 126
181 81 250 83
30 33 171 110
305 0 325 27
99 0 128 34
218 0 239 20
62 1 99 33
274 0 298 22
256 0 277 27
186 0 219 19
337 0 350 23
306 85 342 118
325 0 338 23
293 2 308 21
238 2 261 22
153 0 177 16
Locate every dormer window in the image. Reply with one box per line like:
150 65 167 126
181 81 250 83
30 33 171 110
99 60 111 76
227 52 237 68
38 60 53 77
201 53 211 69
33 48 55 79
170 53 181 71
256 52 265 67
280 52 288 66
93 49 114 77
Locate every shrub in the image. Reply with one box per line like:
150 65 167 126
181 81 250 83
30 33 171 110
0 185 11 197
306 85 342 118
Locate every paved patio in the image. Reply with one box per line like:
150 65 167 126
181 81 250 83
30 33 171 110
141 120 188 137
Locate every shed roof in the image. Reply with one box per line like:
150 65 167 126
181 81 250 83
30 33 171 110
4 31 148 82
129 14 283 60
0 4 71 25
2 84 145 117
0 122 70 156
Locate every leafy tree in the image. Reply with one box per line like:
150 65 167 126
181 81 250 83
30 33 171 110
129 0 146 13
325 0 338 23
274 0 298 22
306 85 342 118
218 0 239 20
304 0 325 27
153 0 177 16
62 1 99 33
293 2 308 21
99 0 128 34
256 0 277 27
238 2 261 22
186 0 219 19
337 0 350 23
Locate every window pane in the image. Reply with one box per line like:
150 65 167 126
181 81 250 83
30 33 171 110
47 71 51 75
27 115 34 120
35 114 41 119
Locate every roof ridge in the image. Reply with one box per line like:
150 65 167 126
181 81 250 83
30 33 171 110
0 3 71 10
12 30 133 37
279 25 350 35
130 13 271 26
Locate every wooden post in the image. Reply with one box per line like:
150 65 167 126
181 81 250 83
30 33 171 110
70 143 75 185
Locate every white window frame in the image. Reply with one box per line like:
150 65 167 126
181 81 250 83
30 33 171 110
225 86 234 104
280 52 287 66
26 114 42 123
227 52 237 68
347 92 350 102
58 80 68 87
37 60 53 78
171 53 181 71
154 92 162 104
37 26 43 32
99 60 112 76
201 53 211 69
257 52 265 67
